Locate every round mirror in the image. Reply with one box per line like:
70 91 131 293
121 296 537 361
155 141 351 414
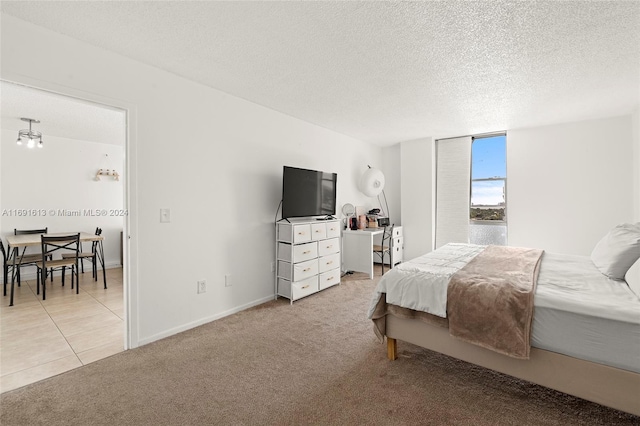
342 203 355 217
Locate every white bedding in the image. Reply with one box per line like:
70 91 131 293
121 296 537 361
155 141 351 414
367 243 640 324
367 243 484 318
535 251 640 323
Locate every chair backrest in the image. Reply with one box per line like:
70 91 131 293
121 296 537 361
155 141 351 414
381 225 395 248
15 227 48 235
0 239 6 263
90 228 103 251
40 233 80 264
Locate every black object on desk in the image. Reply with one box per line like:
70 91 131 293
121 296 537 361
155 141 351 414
378 217 390 227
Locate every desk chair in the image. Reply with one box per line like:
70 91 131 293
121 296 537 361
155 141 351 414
14 228 53 284
35 234 80 300
373 225 394 275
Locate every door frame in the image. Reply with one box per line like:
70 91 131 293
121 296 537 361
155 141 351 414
1 73 139 349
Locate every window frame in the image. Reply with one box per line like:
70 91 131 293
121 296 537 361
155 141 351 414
470 133 507 225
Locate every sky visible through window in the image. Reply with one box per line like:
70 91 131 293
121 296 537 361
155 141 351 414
471 135 506 206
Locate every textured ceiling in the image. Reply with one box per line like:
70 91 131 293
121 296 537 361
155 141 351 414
1 1 639 146
1 82 125 146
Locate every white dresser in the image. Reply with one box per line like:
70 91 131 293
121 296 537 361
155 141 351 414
276 218 341 303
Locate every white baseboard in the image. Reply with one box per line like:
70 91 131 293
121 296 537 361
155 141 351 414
137 295 274 347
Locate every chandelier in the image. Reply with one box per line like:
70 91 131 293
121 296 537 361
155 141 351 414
16 118 43 148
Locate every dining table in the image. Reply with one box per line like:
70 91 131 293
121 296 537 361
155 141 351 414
5 232 105 306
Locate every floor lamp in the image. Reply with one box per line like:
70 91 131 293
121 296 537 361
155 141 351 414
359 165 390 223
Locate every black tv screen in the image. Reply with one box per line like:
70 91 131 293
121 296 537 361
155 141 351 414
282 166 337 219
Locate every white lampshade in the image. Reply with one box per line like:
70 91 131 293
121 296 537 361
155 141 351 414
359 167 385 197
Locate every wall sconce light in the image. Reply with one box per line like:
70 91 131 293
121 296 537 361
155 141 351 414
16 118 43 149
96 169 120 181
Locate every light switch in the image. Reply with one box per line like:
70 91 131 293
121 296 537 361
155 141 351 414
160 208 171 223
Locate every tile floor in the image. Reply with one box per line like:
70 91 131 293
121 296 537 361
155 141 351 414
0 267 124 393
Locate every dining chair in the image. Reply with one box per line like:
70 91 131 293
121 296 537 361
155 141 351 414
1 237 43 296
35 234 80 300
0 235 41 296
14 228 53 283
62 227 102 283
373 225 395 276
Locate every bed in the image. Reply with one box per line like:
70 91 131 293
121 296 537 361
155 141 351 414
367 224 640 416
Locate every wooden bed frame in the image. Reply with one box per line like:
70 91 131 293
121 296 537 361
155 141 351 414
384 314 640 416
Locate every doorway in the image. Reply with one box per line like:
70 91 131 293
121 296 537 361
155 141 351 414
0 81 129 392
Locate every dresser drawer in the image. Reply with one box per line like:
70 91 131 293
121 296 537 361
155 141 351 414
392 246 403 264
325 221 341 239
319 268 340 290
318 252 340 273
293 258 318 281
291 276 319 300
278 258 318 281
278 223 312 244
318 237 340 256
277 276 319 301
311 223 327 241
278 242 317 263
391 236 403 248
392 227 403 238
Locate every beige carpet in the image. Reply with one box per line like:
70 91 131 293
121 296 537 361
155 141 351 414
1 270 639 425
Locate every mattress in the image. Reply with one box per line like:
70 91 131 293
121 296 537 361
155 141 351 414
368 244 640 372
533 251 640 373
532 307 640 373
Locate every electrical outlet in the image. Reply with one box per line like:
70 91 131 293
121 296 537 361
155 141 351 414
197 280 206 294
225 274 232 287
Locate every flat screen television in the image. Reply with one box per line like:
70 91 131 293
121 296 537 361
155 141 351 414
282 166 337 219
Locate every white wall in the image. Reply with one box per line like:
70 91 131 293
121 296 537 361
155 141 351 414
508 115 635 255
394 115 637 261
400 137 434 260
0 130 124 272
381 144 401 226
1 15 382 346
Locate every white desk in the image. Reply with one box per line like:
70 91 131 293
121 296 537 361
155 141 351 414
342 228 384 279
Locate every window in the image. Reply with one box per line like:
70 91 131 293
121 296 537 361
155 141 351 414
469 134 507 245
435 133 507 249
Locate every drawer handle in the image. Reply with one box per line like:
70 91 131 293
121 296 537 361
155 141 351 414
301 285 309 289
326 245 332 249
303 250 311 254
326 276 334 280
298 232 305 235
326 261 333 265
315 230 321 233
303 268 311 272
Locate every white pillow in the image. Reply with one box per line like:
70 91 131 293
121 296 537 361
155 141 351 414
625 258 640 300
590 222 640 280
